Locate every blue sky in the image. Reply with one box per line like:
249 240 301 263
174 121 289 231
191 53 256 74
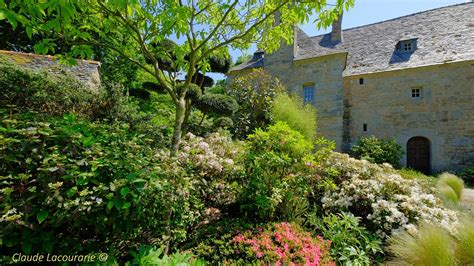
211 0 466 81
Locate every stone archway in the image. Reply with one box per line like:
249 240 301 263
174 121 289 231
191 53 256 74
407 136 431 174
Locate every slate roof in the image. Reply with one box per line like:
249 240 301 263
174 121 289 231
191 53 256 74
230 2 474 76
230 51 264 72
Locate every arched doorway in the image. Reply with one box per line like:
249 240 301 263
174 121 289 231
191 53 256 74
407 137 431 174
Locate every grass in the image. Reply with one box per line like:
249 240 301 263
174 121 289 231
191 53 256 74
388 223 456 266
456 217 474 264
436 172 464 206
398 168 436 188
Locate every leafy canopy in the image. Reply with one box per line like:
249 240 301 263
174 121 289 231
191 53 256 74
1 0 354 155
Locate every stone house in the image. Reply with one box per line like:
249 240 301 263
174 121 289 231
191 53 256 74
228 3 474 173
0 50 101 89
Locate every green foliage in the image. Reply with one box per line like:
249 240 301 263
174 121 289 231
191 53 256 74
205 82 226 95
271 92 317 141
3 0 354 155
194 93 238 117
228 69 284 139
129 246 205 266
305 212 383 265
398 168 436 188
388 223 456 266
213 117 233 129
0 63 100 117
240 122 318 220
456 217 474 264
459 166 474 186
234 54 252 66
186 218 259 265
0 110 203 259
350 135 404 168
437 172 464 206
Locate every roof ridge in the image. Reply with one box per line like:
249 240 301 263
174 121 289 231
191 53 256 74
309 2 473 39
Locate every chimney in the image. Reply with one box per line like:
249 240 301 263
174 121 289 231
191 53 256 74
331 13 343 43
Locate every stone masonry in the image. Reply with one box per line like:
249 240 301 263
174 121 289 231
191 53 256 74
228 3 474 172
0 50 101 89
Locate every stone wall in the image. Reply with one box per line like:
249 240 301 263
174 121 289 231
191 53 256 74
262 45 347 150
344 60 474 171
0 50 101 89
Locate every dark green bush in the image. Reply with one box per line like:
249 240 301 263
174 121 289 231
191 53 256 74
185 218 261 265
305 212 384 264
194 93 238 117
459 166 474 186
0 63 102 117
350 135 404 168
228 69 283 139
0 110 203 260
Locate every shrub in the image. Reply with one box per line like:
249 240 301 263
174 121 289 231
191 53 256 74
459 166 474 186
187 218 259 265
232 222 334 265
436 172 464 207
228 69 284 139
350 135 403 168
0 110 203 259
305 212 383 264
320 153 458 238
194 93 238 117
271 92 317 141
388 222 456 266
0 63 103 117
129 246 205 266
240 122 320 220
178 132 244 209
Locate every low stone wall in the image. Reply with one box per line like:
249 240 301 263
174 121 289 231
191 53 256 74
0 50 101 89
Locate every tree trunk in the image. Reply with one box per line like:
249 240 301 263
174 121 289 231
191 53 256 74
181 99 192 136
170 96 186 157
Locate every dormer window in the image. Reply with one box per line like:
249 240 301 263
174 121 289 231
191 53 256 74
403 42 412 51
396 39 417 52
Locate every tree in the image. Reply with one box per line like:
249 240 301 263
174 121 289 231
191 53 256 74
229 69 284 139
1 0 354 156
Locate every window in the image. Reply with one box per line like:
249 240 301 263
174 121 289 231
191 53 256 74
403 42 412 51
411 88 421 98
363 123 367 132
303 85 315 104
396 39 417 52
359 78 364 85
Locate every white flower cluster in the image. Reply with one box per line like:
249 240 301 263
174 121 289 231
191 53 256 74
321 153 458 238
178 132 243 177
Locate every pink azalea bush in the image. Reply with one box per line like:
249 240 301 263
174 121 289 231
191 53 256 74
233 222 334 265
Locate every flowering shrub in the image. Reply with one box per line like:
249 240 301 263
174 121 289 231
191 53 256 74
0 111 203 259
178 132 244 208
232 222 334 265
320 153 458 238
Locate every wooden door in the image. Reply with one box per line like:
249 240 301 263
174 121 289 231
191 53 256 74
407 137 430 174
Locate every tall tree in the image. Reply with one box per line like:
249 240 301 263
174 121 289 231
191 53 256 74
0 0 354 156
